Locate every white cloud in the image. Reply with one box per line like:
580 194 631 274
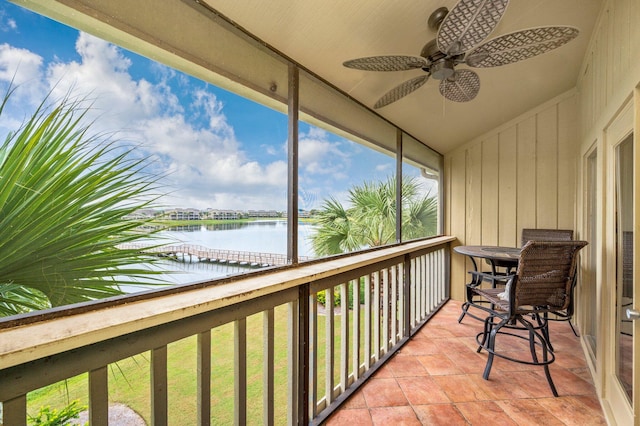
3 28 401 212
375 163 392 172
0 9 17 32
1 31 292 210
46 33 176 130
298 127 350 177
262 144 278 156
0 43 45 103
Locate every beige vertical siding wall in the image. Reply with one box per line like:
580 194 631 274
445 93 579 301
579 0 640 143
573 1 640 420
445 0 640 305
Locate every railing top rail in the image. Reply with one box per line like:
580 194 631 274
0 236 453 369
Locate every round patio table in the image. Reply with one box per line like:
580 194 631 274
454 245 521 323
453 245 520 286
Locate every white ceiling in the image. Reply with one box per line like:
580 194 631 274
201 0 602 154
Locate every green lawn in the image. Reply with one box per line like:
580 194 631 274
27 303 371 424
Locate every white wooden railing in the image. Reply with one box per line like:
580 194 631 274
0 236 453 425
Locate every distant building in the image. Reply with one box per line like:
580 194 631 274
247 209 281 218
123 209 160 220
205 209 243 220
128 208 285 221
165 208 202 221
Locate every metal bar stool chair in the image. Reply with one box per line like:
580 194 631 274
521 229 579 340
468 240 587 396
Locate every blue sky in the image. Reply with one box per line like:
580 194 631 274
0 2 413 211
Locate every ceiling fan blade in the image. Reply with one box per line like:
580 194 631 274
437 0 509 56
439 69 480 102
465 26 580 68
343 55 427 71
374 75 429 108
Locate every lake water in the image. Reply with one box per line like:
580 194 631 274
126 220 317 289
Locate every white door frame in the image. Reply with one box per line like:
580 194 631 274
601 95 637 425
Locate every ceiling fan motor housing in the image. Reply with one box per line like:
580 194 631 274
430 59 455 80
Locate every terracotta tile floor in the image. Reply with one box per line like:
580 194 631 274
327 300 607 426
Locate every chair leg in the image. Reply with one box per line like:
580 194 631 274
568 320 579 337
476 314 494 353
458 301 469 323
541 331 559 397
538 312 554 352
523 317 559 397
543 364 559 397
482 318 507 380
528 328 539 364
482 328 498 380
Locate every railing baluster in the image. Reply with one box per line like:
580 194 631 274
340 282 349 392
420 255 425 319
263 309 275 426
410 258 416 328
353 277 361 380
438 250 442 303
435 250 440 304
287 300 299 425
197 331 211 426
382 268 389 353
400 261 407 338
309 291 318 418
427 254 432 311
3 394 27 426
234 319 247 425
151 345 168 426
364 274 371 369
422 253 427 318
325 285 334 406
89 366 108 426
373 271 380 362
438 251 442 305
391 265 397 346
416 256 423 321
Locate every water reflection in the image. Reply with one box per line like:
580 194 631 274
166 223 251 232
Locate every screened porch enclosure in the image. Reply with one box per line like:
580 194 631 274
2 0 640 425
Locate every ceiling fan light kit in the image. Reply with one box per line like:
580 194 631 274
344 0 580 106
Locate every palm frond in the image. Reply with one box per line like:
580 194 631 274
310 175 437 256
0 88 170 315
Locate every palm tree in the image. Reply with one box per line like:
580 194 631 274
310 176 437 256
0 88 168 316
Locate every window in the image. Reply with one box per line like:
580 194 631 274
0 2 443 317
402 133 441 240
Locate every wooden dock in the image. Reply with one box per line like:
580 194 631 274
119 243 309 267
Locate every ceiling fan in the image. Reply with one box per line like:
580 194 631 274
343 0 579 107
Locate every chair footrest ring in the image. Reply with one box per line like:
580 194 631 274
475 330 556 366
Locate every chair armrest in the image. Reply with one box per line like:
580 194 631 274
469 270 514 287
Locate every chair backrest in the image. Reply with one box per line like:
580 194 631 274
521 228 573 247
512 240 587 312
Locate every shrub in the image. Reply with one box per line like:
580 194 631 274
316 278 366 309
28 400 86 426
